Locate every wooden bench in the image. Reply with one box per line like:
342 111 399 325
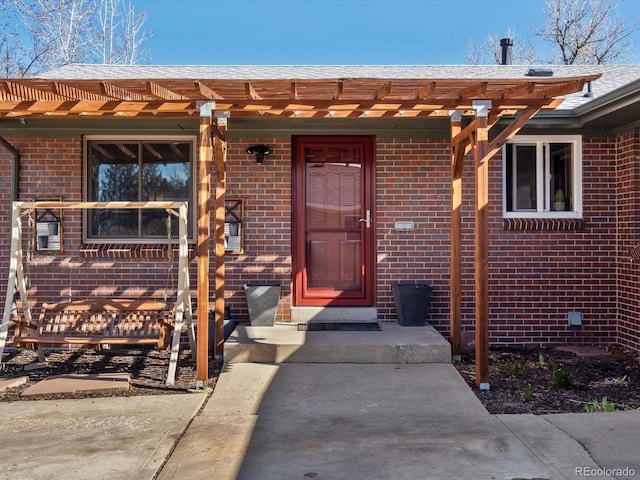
12 299 174 350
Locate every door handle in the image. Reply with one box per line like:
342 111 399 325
358 210 371 228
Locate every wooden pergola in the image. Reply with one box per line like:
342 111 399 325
0 72 600 388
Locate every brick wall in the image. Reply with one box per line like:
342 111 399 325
375 138 454 328
375 136 618 348
0 131 636 351
616 129 640 352
224 138 292 322
0 136 191 316
485 137 618 348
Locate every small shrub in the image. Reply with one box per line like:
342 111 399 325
538 352 545 366
522 385 534 403
612 375 628 385
584 396 616 412
507 361 522 379
552 365 574 390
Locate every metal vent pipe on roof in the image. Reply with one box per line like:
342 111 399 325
500 38 513 65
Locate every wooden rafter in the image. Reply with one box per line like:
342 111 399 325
500 82 536 99
53 82 115 101
245 82 262 100
456 81 488 99
4 80 68 101
536 79 587 99
375 82 392 100
0 91 22 102
418 81 436 100
147 81 188 100
196 81 223 100
100 82 153 101
334 81 344 100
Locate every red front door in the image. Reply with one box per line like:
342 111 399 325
293 136 375 306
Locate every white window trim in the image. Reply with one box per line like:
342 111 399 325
82 134 197 243
502 135 582 219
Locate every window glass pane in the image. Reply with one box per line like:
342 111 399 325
88 142 139 237
514 145 536 211
141 142 191 237
305 146 362 230
87 140 193 240
504 137 579 217
550 143 572 212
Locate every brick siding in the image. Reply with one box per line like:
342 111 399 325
616 130 640 352
0 131 638 352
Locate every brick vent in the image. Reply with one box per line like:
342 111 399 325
81 243 195 259
503 218 585 231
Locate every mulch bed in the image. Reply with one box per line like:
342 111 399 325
454 344 640 414
4 344 640 414
0 346 220 402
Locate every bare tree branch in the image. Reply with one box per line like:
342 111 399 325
464 27 538 65
538 0 636 64
465 0 637 65
3 0 152 77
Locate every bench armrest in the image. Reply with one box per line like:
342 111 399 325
13 318 38 331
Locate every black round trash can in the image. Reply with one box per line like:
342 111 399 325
392 283 433 326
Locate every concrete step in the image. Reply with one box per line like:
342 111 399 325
224 322 451 364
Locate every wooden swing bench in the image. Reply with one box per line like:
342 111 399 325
12 298 174 350
0 200 194 385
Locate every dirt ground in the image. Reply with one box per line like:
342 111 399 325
454 344 640 414
0 346 220 402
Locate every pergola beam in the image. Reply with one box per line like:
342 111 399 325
0 96 584 119
450 110 465 357
473 100 491 390
213 114 228 361
196 100 214 388
487 107 541 158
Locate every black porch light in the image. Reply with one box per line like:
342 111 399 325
245 144 271 164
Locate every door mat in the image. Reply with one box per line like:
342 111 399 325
297 322 381 331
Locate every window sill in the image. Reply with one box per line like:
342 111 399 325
503 218 585 232
81 243 195 259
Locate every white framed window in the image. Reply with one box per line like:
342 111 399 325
503 135 582 218
83 135 196 242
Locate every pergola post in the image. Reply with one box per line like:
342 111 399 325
473 100 491 390
196 101 215 388
449 110 464 358
213 114 228 361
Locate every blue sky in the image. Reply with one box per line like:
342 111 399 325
137 0 640 65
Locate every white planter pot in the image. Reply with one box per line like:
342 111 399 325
244 284 280 326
